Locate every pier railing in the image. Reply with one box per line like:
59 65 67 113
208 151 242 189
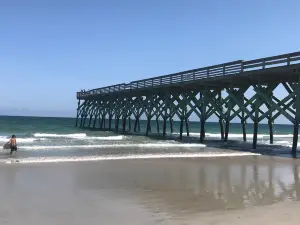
77 51 300 98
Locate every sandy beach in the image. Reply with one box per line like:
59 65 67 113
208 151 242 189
0 154 300 224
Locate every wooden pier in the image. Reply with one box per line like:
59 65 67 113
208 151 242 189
76 51 300 154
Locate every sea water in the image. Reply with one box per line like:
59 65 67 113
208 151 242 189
0 115 296 163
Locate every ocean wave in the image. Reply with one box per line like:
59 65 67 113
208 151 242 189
0 136 45 143
3 152 261 164
33 133 124 140
18 142 207 150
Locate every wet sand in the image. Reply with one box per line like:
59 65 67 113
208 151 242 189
1 155 300 224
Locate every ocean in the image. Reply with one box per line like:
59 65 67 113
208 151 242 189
0 115 296 163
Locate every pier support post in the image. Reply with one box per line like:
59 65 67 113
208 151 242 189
137 120 141 132
134 118 137 132
100 115 104 129
268 90 274 144
200 92 206 143
266 89 274 144
128 117 131 132
242 120 246 142
252 97 259 149
145 94 154 136
149 120 152 133
134 116 139 132
224 120 229 142
253 121 258 149
179 93 188 139
292 78 300 155
88 113 93 127
268 120 273 144
122 116 127 133
163 117 167 136
96 113 100 129
146 116 151 136
92 108 98 128
92 114 97 128
133 104 141 133
103 115 106 129
80 114 84 128
156 117 160 133
200 118 205 143
109 114 112 130
292 119 299 155
217 91 225 140
219 119 224 140
162 93 169 137
116 116 119 132
170 119 173 133
185 118 190 137
75 114 79 127
241 111 246 142
180 116 184 140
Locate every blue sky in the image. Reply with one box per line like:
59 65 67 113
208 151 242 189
0 0 300 122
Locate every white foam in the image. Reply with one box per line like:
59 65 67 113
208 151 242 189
33 133 87 138
4 152 261 164
20 142 207 150
33 133 124 140
79 135 124 140
0 136 45 143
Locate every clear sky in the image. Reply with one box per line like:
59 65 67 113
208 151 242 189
0 0 300 121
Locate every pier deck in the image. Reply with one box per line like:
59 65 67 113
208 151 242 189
75 51 300 154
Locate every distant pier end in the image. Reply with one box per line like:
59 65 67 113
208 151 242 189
75 51 300 154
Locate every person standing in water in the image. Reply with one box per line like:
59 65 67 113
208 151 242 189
8 135 17 155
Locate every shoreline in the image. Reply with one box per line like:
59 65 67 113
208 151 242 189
1 136 300 164
2 151 261 164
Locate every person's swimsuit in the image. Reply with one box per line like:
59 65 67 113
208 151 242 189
11 145 17 151
10 139 17 152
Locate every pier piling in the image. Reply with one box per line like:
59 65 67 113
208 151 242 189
224 120 229 142
242 121 246 142
292 120 299 155
268 120 273 144
219 120 224 140
185 118 190 137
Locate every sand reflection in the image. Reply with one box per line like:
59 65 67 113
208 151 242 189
75 156 300 216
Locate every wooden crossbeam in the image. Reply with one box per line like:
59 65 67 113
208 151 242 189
254 85 295 123
225 87 255 122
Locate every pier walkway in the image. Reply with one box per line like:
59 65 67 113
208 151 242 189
76 51 300 154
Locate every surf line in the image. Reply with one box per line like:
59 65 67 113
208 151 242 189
5 152 261 164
